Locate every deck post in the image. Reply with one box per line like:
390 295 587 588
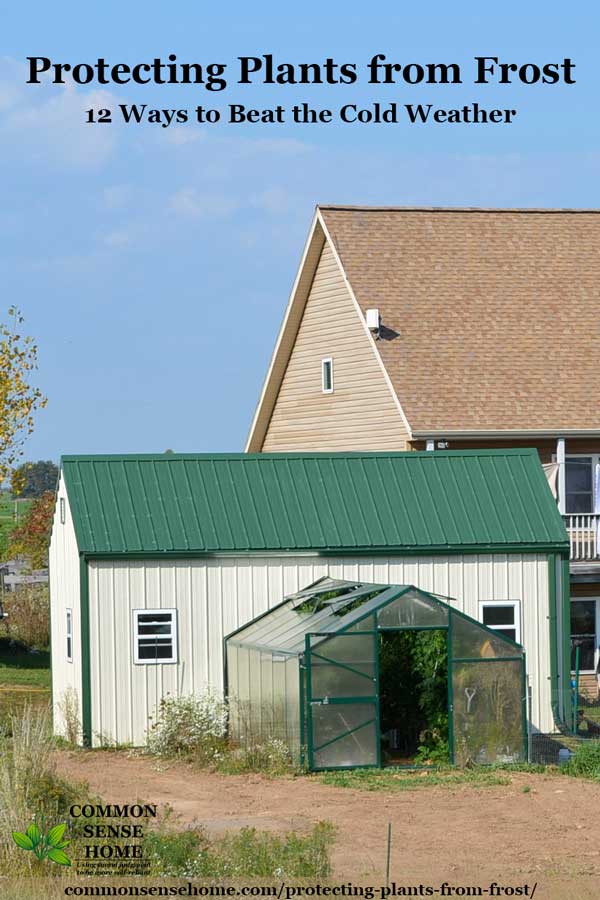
557 437 566 515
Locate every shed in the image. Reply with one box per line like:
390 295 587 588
226 577 527 769
49 449 569 749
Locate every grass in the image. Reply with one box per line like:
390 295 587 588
143 820 334 878
0 494 32 554
318 763 552 792
0 638 50 689
0 704 335 882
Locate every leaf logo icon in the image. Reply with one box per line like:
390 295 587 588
12 823 71 865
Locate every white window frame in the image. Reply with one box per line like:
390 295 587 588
60 497 66 524
66 608 73 663
479 600 521 645
133 608 178 665
321 357 334 394
564 453 600 515
570 596 600 674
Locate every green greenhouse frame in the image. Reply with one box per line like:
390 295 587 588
225 578 528 771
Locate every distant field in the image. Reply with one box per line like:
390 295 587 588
0 494 32 554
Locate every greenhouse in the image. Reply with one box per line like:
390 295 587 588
225 577 527 771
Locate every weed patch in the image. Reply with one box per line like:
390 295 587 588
143 821 334 878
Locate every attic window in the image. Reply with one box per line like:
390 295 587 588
321 358 333 393
60 498 66 524
133 609 178 664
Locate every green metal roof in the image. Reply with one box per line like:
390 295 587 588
60 449 568 557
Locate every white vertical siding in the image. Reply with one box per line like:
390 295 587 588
88 552 552 746
49 474 82 739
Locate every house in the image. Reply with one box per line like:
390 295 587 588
246 205 600 700
49 449 567 750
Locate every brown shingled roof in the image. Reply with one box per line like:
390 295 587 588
319 206 600 433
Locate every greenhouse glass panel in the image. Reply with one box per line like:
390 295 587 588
452 659 525 765
311 702 377 768
452 612 523 660
285 656 301 757
377 589 448 628
344 614 377 633
310 633 376 698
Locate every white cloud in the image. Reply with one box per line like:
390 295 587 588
0 57 122 170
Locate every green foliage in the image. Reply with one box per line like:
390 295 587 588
0 587 50 651
8 491 54 569
379 630 449 763
566 740 600 779
0 308 47 485
320 767 512 791
10 461 58 499
143 821 334 879
0 494 32 562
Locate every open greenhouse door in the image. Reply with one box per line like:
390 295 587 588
305 629 379 770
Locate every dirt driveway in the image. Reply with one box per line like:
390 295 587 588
56 751 600 897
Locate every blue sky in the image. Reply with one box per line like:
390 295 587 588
1 2 598 462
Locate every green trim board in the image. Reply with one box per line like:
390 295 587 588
79 557 92 747
61 449 568 557
560 555 572 720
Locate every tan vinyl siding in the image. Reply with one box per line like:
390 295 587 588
262 242 407 451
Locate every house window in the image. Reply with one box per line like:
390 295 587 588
565 456 595 514
133 609 178 664
570 599 597 673
479 601 521 644
60 498 66 524
321 358 333 393
66 609 73 662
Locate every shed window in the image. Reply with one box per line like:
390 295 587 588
60 498 66 524
133 609 178 664
321 358 333 393
66 609 73 662
479 601 520 645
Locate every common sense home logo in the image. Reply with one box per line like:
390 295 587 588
12 823 71 866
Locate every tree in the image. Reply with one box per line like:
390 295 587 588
8 491 55 569
0 307 46 484
11 460 59 497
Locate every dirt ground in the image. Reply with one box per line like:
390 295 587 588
56 751 600 897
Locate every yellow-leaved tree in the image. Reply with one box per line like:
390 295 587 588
0 307 46 485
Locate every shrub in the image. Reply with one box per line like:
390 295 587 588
567 740 600 779
0 703 91 876
143 821 334 879
209 822 334 878
8 491 54 570
0 585 49 650
147 692 228 762
217 737 294 776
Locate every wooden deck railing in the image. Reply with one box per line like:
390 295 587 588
564 514 600 561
